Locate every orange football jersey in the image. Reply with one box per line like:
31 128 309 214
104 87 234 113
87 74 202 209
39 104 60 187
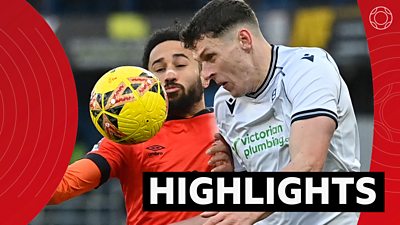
87 109 216 225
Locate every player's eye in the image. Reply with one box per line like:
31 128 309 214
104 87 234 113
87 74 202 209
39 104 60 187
204 53 216 62
154 68 166 73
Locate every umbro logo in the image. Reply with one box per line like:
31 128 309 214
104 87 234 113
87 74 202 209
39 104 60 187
226 98 236 114
301 54 314 62
146 145 165 157
146 145 165 151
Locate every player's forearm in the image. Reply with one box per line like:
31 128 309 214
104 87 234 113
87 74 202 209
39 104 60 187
281 158 325 172
48 159 101 205
281 142 327 172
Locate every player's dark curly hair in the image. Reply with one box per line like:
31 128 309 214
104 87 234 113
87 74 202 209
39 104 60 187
142 23 183 69
180 0 258 49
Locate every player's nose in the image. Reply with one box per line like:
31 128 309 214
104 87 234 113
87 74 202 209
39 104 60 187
201 62 215 81
164 68 178 82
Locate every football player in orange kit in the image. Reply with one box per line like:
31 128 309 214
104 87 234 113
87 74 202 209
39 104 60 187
48 25 232 225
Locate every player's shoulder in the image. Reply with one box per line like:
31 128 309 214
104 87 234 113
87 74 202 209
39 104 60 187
277 45 339 81
277 45 331 67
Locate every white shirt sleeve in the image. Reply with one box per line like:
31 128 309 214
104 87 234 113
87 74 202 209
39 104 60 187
284 49 340 127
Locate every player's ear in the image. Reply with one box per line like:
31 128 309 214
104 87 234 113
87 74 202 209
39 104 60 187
238 28 252 51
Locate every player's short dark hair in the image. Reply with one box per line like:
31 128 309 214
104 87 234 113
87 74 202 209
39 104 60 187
142 24 183 69
180 0 258 49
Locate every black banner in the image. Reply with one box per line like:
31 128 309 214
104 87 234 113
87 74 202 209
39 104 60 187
143 172 384 212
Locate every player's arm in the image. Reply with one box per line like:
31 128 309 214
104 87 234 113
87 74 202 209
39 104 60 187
250 54 338 219
282 116 336 172
282 51 339 172
48 158 101 205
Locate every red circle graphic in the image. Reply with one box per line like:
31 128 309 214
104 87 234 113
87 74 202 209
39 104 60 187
0 0 78 224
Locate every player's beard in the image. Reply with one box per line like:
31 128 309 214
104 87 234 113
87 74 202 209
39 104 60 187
166 77 203 120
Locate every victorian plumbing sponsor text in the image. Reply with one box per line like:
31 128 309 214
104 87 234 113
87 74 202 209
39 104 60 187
233 124 289 159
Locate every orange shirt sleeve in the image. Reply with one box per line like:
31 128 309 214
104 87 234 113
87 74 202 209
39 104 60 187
48 158 101 205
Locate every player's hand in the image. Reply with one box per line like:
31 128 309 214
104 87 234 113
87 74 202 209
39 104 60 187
207 133 233 172
200 211 265 225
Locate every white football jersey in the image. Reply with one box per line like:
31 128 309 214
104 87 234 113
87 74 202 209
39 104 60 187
214 45 360 225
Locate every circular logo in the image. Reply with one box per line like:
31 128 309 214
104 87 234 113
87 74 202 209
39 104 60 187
369 6 393 30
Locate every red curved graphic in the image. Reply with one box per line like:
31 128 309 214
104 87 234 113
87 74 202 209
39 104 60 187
358 1 400 224
0 0 78 224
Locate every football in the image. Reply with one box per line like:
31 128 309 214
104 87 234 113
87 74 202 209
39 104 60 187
89 66 168 144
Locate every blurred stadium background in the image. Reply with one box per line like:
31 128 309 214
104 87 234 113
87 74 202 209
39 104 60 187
28 0 373 224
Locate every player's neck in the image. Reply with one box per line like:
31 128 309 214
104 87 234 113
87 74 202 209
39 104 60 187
187 97 206 118
167 98 206 120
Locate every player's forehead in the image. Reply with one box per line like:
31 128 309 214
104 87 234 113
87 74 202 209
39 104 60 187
193 36 225 60
149 40 192 65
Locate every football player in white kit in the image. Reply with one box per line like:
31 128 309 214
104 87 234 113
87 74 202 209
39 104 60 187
181 0 361 225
